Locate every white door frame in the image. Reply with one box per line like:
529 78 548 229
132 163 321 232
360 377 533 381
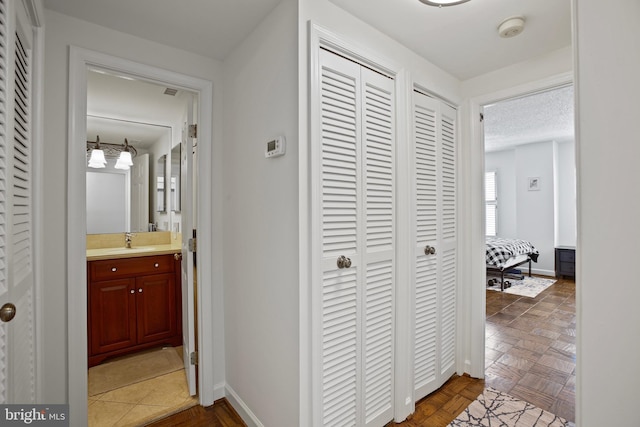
67 46 216 423
465 71 574 378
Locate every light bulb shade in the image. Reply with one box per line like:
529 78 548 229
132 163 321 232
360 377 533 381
418 0 471 6
88 149 107 168
114 150 133 170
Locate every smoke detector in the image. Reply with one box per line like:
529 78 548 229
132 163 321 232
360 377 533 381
498 16 525 38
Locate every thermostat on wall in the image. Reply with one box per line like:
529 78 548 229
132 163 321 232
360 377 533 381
265 136 286 158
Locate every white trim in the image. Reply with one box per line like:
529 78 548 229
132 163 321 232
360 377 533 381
67 47 217 424
225 384 264 427
465 71 574 379
29 5 45 404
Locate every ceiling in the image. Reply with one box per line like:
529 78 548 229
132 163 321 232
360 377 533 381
86 70 188 150
483 85 574 152
47 0 574 149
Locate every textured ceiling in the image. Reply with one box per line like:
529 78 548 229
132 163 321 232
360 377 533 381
483 85 574 152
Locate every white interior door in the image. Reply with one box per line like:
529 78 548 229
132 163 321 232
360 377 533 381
0 0 36 404
412 90 457 401
315 48 396 427
180 96 196 396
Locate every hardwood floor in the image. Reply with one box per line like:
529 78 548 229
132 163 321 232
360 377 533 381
149 277 575 427
484 276 576 423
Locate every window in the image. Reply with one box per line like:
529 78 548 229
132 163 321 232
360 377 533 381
485 171 497 236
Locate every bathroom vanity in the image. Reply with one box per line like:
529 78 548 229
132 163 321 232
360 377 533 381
86 233 183 367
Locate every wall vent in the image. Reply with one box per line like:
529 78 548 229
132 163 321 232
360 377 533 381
163 87 178 96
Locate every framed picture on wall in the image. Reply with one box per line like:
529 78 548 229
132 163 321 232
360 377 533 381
528 177 540 191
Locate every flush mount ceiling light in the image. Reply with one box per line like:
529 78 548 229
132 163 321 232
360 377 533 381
418 0 472 7
498 16 526 38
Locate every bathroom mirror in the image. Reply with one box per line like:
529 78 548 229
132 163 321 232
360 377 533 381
170 144 181 212
157 154 167 212
86 115 172 233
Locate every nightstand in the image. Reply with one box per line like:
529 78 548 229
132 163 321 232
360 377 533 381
555 246 576 279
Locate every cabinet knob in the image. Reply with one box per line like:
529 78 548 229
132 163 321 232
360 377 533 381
130 289 135 294
154 263 159 268
111 267 117 272
138 288 143 293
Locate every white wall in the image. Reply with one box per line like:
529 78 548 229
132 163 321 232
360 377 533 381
574 1 640 425
486 140 576 275
221 1 299 425
514 142 555 275
42 9 224 409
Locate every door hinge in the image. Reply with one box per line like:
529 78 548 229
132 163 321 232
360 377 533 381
480 112 484 122
188 238 197 252
188 124 197 138
190 351 198 365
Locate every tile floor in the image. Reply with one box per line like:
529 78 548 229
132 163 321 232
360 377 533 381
88 349 197 427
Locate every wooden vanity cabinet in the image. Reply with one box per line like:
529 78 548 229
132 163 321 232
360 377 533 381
88 254 182 367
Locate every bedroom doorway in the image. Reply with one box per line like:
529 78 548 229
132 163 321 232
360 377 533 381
481 84 576 423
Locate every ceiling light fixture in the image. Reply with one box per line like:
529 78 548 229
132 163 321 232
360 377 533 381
418 0 471 7
87 136 137 169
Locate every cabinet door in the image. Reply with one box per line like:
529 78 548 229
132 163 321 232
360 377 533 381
89 278 137 355
136 273 177 344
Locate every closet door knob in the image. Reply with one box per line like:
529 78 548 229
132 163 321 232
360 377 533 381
424 246 436 255
337 255 352 269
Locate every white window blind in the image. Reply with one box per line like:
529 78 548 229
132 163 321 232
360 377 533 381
485 171 497 236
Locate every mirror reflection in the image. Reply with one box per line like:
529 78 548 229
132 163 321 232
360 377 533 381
171 144 181 212
86 115 172 233
157 154 167 213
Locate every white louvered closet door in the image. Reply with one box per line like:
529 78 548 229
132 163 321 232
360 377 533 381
0 0 36 404
316 48 395 427
412 90 457 401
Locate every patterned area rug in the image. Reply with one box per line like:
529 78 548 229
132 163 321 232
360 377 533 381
487 275 556 298
448 387 574 426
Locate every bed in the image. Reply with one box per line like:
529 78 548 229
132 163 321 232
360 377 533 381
486 237 539 291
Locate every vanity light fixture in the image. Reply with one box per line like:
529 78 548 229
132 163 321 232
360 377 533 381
87 136 138 169
87 135 107 168
114 139 135 170
418 0 471 7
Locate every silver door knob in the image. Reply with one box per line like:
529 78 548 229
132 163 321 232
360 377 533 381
337 255 352 269
0 303 16 323
424 245 436 255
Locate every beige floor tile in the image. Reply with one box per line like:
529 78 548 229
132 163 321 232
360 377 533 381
88 400 134 427
114 404 171 427
97 379 155 404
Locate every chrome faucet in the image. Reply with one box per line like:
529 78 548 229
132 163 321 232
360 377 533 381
125 232 133 248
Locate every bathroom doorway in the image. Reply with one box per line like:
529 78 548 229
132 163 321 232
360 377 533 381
67 47 217 424
84 69 199 424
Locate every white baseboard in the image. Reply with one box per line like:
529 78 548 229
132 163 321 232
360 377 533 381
531 268 555 277
225 384 264 427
